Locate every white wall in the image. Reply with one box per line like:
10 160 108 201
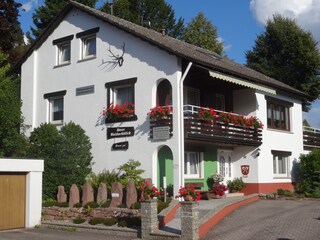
0 159 44 228
21 9 183 188
255 92 304 183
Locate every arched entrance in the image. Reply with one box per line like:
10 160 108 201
157 145 174 191
156 79 172 106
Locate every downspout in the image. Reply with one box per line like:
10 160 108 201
178 62 193 189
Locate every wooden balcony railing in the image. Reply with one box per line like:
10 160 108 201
303 127 320 151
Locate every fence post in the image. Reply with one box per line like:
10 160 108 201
181 201 199 240
141 199 158 239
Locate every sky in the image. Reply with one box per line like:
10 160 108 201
16 0 320 128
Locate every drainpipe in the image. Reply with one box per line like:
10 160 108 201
178 62 193 190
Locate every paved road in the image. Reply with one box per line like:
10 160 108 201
203 199 320 240
0 228 135 240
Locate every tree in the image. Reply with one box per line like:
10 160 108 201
30 0 98 38
0 0 25 64
100 0 184 39
28 122 93 199
0 52 26 157
246 15 320 111
182 12 223 55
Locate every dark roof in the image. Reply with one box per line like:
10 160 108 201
16 0 308 98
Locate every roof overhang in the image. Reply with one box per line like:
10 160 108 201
209 71 276 95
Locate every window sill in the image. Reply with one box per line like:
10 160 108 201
273 176 290 179
77 56 96 63
50 120 63 126
105 115 137 124
53 62 71 68
267 128 292 134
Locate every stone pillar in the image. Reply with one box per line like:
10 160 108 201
181 201 199 240
140 199 158 239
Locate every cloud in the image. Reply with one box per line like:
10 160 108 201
22 0 38 12
250 0 320 42
217 37 232 52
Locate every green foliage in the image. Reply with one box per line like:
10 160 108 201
42 198 57 207
100 0 184 39
86 169 120 190
130 201 141 210
117 216 141 228
0 52 27 157
276 188 294 197
27 122 93 199
100 199 111 208
30 0 98 38
118 159 144 186
88 217 106 225
182 12 223 55
157 200 169 214
104 217 117 226
73 203 82 208
84 201 99 209
246 15 320 111
295 149 320 197
73 216 86 224
227 177 246 192
117 219 128 228
55 202 69 207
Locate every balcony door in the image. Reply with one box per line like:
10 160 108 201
183 87 200 106
217 150 233 184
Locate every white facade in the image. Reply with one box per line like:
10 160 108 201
0 159 44 228
20 4 308 194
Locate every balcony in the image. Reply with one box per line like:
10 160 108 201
149 105 263 146
303 127 320 151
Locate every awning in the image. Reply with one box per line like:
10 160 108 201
209 71 276 95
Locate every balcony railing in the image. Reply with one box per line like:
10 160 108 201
149 105 263 146
303 126 320 151
183 105 262 146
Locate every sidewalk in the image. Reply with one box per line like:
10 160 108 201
160 194 259 238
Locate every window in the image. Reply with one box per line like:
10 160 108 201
184 87 200 106
213 93 225 111
52 35 73 67
184 151 203 179
105 78 137 123
44 90 66 125
76 27 99 61
58 42 71 65
266 97 293 131
82 35 96 59
272 150 291 177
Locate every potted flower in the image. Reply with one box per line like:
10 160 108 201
148 105 172 120
198 107 217 122
137 181 160 201
227 177 245 193
212 183 228 197
104 102 135 122
176 185 201 202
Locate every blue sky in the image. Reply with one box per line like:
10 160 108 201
16 0 320 128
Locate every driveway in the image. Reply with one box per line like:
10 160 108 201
0 228 135 240
203 199 320 240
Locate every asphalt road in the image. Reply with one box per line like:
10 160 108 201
203 199 320 240
0 228 135 240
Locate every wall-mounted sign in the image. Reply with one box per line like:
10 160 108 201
153 126 170 140
107 127 134 139
111 193 119 198
112 141 129 150
241 165 250 177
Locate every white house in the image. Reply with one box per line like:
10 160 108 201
18 1 318 195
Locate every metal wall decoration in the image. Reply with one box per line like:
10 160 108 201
108 43 125 66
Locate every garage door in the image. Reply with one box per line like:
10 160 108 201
0 173 26 230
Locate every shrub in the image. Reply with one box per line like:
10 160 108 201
157 200 169 214
296 149 320 197
28 122 93 199
73 216 86 224
277 188 294 197
84 201 99 209
118 159 145 186
120 216 141 227
117 219 128 227
55 202 69 207
42 198 57 207
104 217 117 226
86 169 120 190
88 217 106 225
227 177 245 192
73 203 82 208
130 202 141 210
100 199 111 208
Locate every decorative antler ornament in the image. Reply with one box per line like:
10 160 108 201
108 43 125 66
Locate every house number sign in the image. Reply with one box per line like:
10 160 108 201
107 127 134 139
112 141 129 150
